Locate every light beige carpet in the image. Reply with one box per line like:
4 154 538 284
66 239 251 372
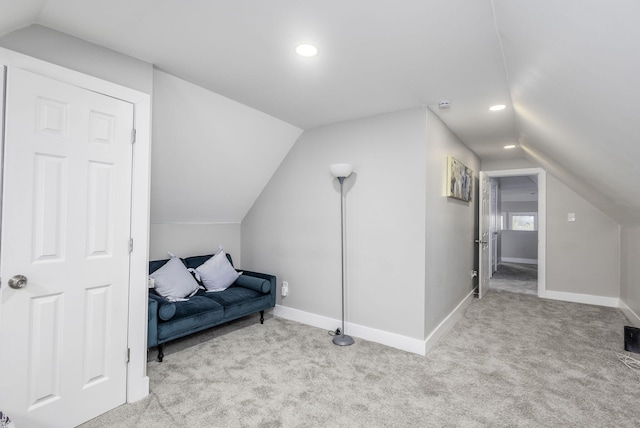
81 290 639 427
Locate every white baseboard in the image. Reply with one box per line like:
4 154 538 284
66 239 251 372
620 299 640 327
501 257 538 265
544 290 619 308
273 305 426 356
274 289 475 357
424 289 475 355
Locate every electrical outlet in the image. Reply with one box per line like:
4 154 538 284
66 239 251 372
281 281 289 297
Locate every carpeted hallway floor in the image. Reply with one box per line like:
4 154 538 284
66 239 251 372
489 262 538 295
81 289 639 427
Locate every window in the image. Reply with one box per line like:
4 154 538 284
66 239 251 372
511 215 535 230
508 212 537 231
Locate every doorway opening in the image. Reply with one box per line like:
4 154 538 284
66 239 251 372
480 168 546 298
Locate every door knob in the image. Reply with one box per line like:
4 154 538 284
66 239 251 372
8 275 27 289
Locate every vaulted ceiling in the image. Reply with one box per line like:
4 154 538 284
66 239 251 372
1 0 638 224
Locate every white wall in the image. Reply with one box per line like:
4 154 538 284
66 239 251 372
424 110 480 335
242 108 428 340
151 70 302 260
501 230 538 262
546 174 620 298
149 223 240 263
0 25 153 93
481 157 535 171
502 200 537 213
620 226 640 326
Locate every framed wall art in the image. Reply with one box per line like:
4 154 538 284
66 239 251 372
446 156 473 202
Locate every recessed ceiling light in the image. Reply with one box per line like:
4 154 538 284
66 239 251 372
504 144 516 149
296 44 318 57
489 104 507 111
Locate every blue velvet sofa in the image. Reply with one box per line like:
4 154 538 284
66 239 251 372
147 253 276 361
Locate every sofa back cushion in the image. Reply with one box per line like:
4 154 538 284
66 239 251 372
182 253 234 270
149 258 170 274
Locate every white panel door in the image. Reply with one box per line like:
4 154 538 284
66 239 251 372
489 178 499 277
0 67 133 427
477 172 490 298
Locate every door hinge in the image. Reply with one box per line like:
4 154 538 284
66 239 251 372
127 348 131 363
128 238 134 254
131 129 137 144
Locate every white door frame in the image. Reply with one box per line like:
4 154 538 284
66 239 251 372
0 48 151 403
480 168 546 298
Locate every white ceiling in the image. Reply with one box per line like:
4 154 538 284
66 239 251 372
1 0 639 224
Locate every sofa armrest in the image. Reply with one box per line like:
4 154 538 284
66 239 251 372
147 297 158 348
234 275 270 294
148 292 177 321
239 270 276 307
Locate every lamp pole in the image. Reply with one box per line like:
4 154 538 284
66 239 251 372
329 164 354 346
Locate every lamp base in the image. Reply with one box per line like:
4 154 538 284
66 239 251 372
332 334 354 346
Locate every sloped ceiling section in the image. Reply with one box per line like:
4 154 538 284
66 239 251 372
0 0 639 225
31 0 519 160
151 70 302 224
494 0 640 224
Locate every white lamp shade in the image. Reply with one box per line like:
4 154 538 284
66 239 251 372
329 163 353 178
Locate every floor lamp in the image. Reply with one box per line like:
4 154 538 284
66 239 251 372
329 163 354 346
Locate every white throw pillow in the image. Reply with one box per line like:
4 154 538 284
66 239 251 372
196 249 240 292
150 256 200 301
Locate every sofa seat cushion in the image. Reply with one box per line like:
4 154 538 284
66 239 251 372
157 296 224 341
172 294 223 320
203 287 270 321
203 286 262 306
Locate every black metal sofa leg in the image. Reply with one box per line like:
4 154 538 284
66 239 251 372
260 310 264 324
157 344 164 362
